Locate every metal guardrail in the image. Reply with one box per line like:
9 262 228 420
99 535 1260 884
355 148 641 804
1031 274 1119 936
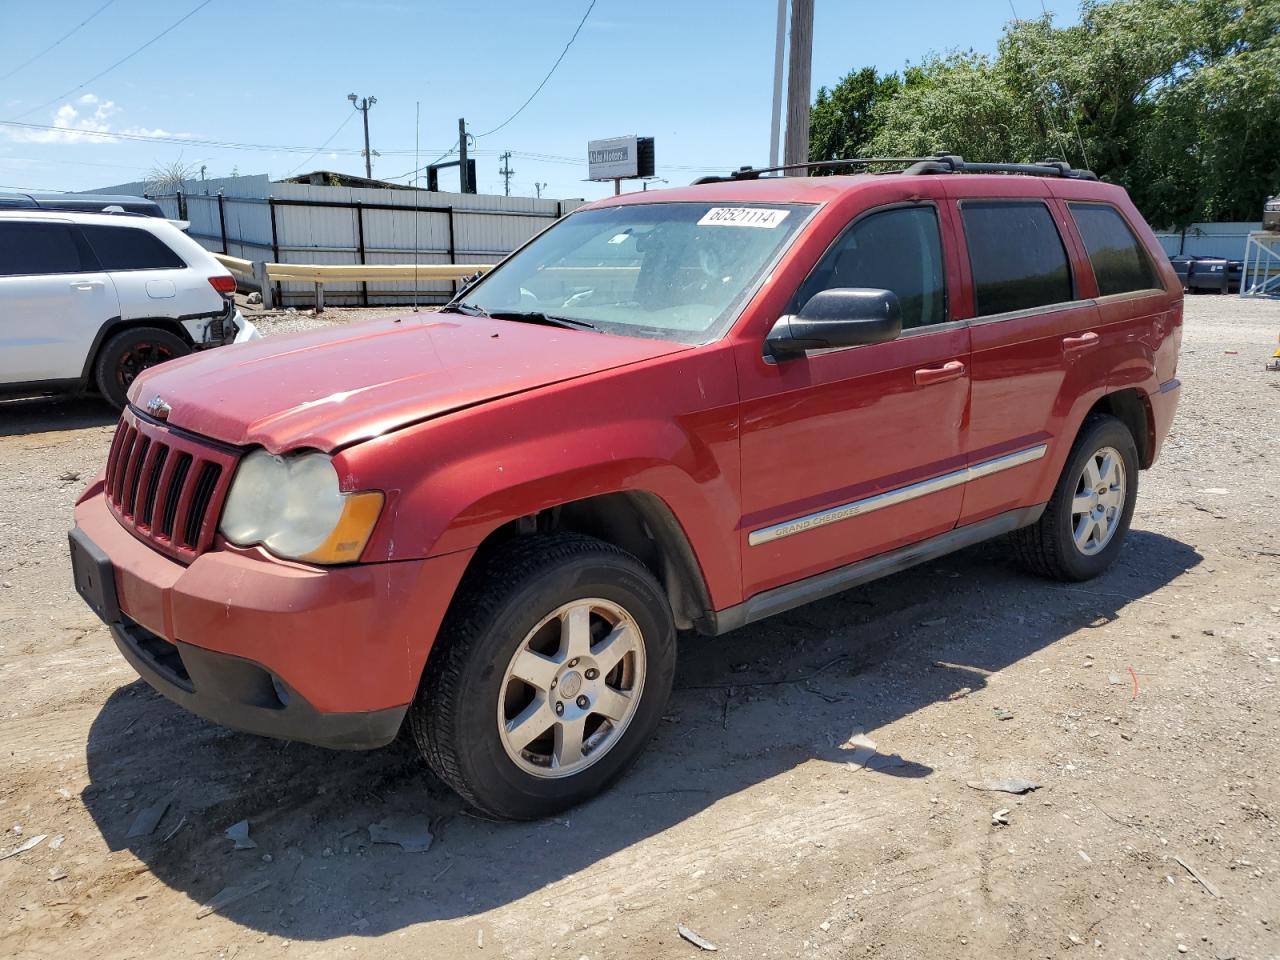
265 262 491 283
210 254 493 313
213 253 254 276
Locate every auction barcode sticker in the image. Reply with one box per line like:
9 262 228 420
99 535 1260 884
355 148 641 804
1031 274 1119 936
697 207 790 228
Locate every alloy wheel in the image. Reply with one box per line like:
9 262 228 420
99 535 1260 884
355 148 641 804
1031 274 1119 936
1070 445 1126 556
497 598 646 779
116 342 175 389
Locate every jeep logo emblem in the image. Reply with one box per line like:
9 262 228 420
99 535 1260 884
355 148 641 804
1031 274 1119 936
146 396 171 420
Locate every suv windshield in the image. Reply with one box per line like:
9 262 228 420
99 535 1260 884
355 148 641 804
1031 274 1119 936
452 201 812 344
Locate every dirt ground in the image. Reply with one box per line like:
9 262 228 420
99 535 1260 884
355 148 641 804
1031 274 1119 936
1 297 1277 960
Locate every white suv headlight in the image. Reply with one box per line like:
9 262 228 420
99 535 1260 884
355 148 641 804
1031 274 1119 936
219 449 383 564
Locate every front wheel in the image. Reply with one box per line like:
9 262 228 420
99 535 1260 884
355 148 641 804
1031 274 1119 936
1010 414 1139 581
411 534 676 820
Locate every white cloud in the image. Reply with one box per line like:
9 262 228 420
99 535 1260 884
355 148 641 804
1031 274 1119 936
4 96 188 145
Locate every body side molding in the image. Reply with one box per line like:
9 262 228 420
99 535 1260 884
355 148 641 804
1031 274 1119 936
709 504 1046 635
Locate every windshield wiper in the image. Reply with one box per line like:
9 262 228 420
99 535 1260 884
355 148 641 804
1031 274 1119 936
441 301 490 317
487 310 598 331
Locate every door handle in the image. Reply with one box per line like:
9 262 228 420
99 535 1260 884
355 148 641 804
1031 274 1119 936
69 279 105 291
914 360 966 386
1063 331 1100 352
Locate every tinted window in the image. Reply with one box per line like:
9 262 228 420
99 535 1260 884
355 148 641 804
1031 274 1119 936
80 224 185 271
0 221 97 276
794 205 946 330
1069 203 1159 296
961 201 1073 316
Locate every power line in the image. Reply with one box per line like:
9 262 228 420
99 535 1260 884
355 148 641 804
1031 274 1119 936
0 154 147 171
0 0 119 82
1006 0 1073 165
10 0 217 121
384 141 459 182
0 116 733 178
0 118 437 155
1037 0 1091 169
474 0 597 138
284 110 360 176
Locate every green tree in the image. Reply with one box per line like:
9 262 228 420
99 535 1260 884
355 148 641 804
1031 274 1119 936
809 67 901 164
865 53 1041 162
825 0 1280 227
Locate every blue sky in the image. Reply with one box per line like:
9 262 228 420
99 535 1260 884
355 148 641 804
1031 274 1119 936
0 0 1078 201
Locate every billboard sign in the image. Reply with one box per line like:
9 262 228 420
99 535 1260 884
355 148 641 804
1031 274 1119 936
588 136 655 181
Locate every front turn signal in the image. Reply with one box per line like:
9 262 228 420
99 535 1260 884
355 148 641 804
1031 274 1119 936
297 491 385 565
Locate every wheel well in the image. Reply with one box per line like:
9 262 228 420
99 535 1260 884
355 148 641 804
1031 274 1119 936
466 492 714 632
1087 389 1153 468
79 318 196 391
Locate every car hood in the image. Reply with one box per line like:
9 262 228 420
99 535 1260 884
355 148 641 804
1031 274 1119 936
127 313 687 452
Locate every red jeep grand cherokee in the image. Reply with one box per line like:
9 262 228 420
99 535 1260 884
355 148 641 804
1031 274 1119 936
69 157 1181 819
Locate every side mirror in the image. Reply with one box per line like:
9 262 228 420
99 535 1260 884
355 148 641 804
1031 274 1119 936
766 288 902 358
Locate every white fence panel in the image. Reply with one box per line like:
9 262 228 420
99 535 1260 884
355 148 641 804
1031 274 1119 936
87 175 584 306
1155 222 1262 259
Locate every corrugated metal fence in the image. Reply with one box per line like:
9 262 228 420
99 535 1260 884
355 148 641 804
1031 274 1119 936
101 175 583 306
1154 222 1262 259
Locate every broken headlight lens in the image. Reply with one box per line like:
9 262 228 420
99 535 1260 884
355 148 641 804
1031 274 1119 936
219 449 383 564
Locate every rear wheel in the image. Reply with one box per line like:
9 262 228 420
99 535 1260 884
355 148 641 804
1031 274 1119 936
1010 414 1139 581
411 534 676 820
94 326 189 409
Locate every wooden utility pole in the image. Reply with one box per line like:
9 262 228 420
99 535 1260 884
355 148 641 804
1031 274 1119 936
458 118 470 193
499 151 515 196
783 0 813 174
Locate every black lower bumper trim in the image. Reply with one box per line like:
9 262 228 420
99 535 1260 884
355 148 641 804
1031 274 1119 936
110 618 406 750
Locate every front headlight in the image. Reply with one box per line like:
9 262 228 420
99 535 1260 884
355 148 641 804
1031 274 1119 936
219 449 384 564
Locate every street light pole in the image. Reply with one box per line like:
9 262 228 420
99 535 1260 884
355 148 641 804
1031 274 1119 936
348 93 377 179
769 0 787 169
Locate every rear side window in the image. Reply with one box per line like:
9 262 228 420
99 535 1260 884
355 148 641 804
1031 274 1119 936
80 224 186 271
793 205 947 330
0 221 97 276
961 201 1073 316
1069 203 1159 296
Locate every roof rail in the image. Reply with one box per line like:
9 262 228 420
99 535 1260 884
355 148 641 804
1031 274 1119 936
902 155 1099 180
693 158 930 184
692 154 1098 184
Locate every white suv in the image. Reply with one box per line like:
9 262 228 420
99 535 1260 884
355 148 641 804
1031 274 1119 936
0 210 258 408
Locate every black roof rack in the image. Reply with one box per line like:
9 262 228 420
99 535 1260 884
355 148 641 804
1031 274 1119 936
692 154 1098 184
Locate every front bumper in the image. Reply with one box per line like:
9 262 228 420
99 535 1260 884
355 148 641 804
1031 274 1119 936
71 485 473 749
110 616 405 749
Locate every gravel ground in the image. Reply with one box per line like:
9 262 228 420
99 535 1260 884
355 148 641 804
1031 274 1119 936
0 296 1277 960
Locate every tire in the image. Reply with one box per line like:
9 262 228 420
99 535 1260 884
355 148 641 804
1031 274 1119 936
411 533 676 820
1010 413 1139 582
93 326 190 409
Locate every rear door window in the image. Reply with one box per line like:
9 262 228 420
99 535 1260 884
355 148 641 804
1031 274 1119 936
960 201 1073 316
1068 203 1160 296
0 221 98 276
793 205 947 331
80 224 186 271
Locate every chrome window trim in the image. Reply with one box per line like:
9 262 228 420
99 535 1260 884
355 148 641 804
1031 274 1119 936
747 443 1048 546
1092 288 1166 306
964 298 1095 327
